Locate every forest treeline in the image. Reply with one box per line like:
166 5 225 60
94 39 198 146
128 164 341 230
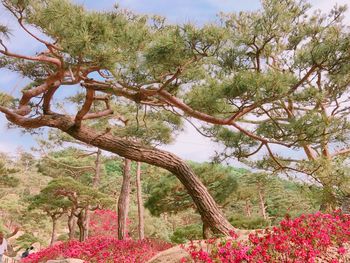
0 146 320 249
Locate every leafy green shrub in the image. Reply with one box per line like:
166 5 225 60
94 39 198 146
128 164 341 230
170 224 202 244
229 214 270 229
57 233 69 242
15 233 41 249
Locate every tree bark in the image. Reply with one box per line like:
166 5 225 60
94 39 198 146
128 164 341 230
50 217 57 246
118 158 132 240
245 200 252 217
77 210 87 242
68 210 76 240
92 148 102 188
319 186 337 212
1 114 234 235
341 195 350 214
86 148 102 239
136 162 145 240
202 222 212 239
83 208 89 240
258 188 268 220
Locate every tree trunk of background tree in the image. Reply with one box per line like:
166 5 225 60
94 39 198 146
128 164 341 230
245 200 252 217
258 188 267 220
4 115 234 235
319 185 338 212
50 218 57 246
341 195 350 214
93 149 102 188
68 210 76 240
83 208 89 240
202 222 212 239
77 210 87 242
118 158 132 240
136 162 145 240
86 148 102 239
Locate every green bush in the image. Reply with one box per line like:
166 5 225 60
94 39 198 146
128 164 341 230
57 233 69 242
15 233 41 249
229 214 270 229
170 224 202 244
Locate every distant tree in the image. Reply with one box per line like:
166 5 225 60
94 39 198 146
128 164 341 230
104 104 181 240
244 173 272 220
227 173 319 225
29 189 70 246
145 162 238 237
135 162 144 240
0 159 19 188
18 151 35 172
30 177 113 242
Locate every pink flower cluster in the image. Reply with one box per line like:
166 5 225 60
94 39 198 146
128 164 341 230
184 211 350 263
89 209 120 238
21 237 171 263
21 210 170 262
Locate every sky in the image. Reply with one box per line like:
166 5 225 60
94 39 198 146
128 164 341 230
0 0 349 162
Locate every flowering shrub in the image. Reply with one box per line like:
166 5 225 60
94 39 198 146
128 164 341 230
184 211 350 262
89 209 120 237
21 237 171 263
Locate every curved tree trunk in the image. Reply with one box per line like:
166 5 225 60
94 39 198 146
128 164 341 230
2 114 234 235
118 158 131 240
136 162 145 240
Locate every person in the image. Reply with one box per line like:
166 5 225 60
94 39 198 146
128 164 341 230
0 231 7 263
21 246 34 258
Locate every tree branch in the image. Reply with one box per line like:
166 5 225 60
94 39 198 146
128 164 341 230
75 88 95 127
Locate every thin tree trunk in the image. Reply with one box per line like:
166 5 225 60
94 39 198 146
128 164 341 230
203 222 212 239
50 218 57 246
118 158 131 240
7 115 234 235
77 211 86 242
245 199 252 217
68 210 76 240
136 162 145 240
258 188 267 220
92 148 102 188
83 207 89 240
320 185 337 212
341 195 350 214
86 148 102 239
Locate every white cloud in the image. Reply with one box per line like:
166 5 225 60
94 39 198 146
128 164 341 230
160 122 218 162
0 140 17 155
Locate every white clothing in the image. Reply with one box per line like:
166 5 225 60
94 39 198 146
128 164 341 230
0 239 7 254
